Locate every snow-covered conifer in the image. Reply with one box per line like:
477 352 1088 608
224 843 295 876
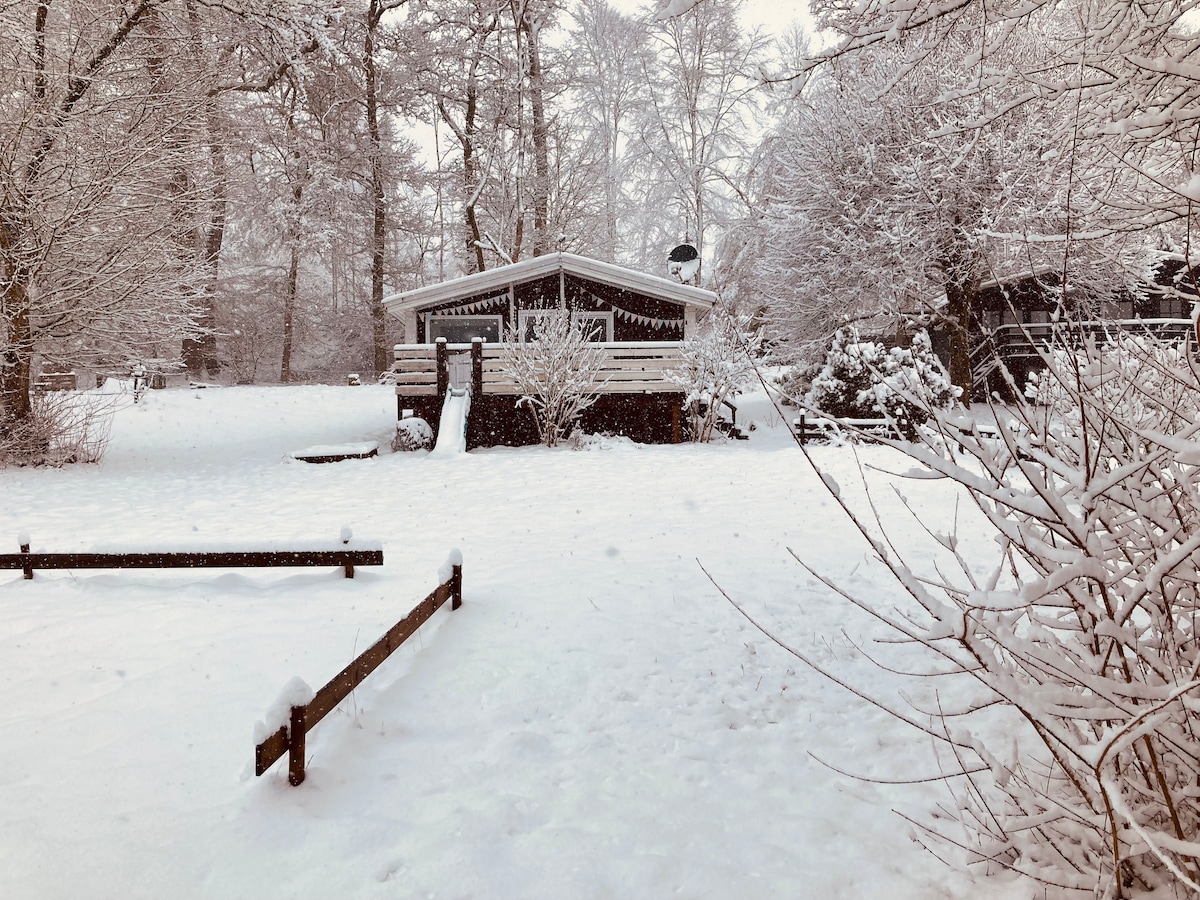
806 328 958 439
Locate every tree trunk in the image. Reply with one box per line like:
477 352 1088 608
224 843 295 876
283 241 298 383
0 271 33 427
194 122 227 376
522 15 550 257
365 1 388 376
943 278 974 399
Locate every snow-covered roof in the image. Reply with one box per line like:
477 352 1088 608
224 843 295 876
383 252 717 315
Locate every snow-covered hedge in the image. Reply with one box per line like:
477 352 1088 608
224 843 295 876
794 329 1200 895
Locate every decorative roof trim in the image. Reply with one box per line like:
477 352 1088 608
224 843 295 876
383 252 716 315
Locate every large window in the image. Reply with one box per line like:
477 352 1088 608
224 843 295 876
517 310 613 342
426 315 503 344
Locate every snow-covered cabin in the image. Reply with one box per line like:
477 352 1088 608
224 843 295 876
963 265 1196 399
383 253 717 448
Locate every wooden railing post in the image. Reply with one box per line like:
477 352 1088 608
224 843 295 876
288 705 307 786
451 563 463 610
435 338 448 400
470 337 483 399
19 536 32 580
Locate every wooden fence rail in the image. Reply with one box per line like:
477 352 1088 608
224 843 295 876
1 536 383 580
255 553 463 786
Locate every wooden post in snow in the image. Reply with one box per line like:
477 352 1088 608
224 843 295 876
451 562 463 610
288 704 307 786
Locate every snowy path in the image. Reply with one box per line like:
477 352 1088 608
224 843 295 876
0 385 1030 899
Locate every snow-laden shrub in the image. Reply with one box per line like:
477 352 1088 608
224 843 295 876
392 417 433 452
786 329 1200 896
1028 330 1200 440
805 328 959 439
774 362 820 405
667 312 763 442
497 311 607 447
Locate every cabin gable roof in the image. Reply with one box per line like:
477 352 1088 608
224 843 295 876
383 252 717 315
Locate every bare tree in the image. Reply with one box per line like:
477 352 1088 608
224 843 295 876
1 1 206 431
754 37 1089 393
789 0 1200 275
564 0 653 263
630 0 766 277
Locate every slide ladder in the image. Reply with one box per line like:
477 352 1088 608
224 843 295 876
431 388 471 455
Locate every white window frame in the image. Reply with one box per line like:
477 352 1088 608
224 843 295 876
516 309 613 342
574 311 614 342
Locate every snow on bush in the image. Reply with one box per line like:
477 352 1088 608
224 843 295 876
790 329 1200 896
805 328 958 439
392 417 433 452
497 311 607 447
667 311 762 442
1028 330 1200 440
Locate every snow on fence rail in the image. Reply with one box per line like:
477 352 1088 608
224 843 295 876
1 533 383 580
254 552 463 786
391 339 685 397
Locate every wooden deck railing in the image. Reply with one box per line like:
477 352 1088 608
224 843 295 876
970 317 1195 383
391 339 685 398
254 553 463 786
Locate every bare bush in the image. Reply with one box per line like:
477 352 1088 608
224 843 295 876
667 312 762 442
752 330 1200 897
497 312 607 447
0 390 123 467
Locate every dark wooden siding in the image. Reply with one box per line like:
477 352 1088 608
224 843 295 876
413 273 688 343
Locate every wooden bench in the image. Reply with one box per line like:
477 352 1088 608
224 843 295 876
33 371 77 392
793 414 1004 447
2 536 383 580
791 413 900 444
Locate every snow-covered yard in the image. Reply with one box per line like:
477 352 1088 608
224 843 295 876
0 383 1030 899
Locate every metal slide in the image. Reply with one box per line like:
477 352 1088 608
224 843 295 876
430 388 470 455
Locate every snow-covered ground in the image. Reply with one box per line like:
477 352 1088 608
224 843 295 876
0 383 1031 899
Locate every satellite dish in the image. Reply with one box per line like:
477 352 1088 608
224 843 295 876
667 243 700 284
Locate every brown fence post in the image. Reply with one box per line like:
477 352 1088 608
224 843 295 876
20 539 32 580
342 531 354 579
451 563 463 610
288 705 307 786
435 337 448 400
